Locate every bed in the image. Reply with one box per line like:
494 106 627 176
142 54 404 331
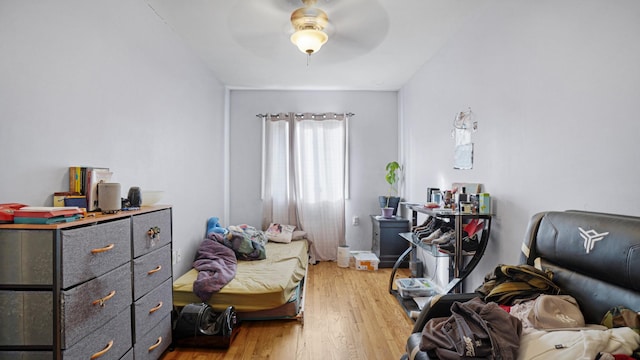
172 223 309 323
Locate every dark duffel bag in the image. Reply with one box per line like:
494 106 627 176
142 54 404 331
172 303 238 348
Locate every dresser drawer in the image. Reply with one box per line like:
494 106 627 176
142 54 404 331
132 244 172 300
61 218 131 289
0 291 52 346
132 209 172 258
133 278 172 342
0 230 53 285
0 351 52 360
62 307 132 360
134 313 172 360
121 348 134 360
61 263 132 348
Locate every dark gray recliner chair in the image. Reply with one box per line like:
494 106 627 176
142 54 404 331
401 210 640 359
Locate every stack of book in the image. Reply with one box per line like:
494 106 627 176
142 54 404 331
13 207 84 224
68 166 112 211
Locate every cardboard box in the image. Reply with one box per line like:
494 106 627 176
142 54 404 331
353 252 379 271
348 251 370 268
53 192 80 207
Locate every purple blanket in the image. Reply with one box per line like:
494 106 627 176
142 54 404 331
192 236 237 302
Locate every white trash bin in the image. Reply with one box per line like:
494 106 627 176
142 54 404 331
337 245 350 268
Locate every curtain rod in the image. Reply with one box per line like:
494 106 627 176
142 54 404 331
256 112 355 118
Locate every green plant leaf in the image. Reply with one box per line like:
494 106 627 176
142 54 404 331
384 161 402 204
385 161 400 185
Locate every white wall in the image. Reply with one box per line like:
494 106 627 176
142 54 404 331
400 0 640 289
228 90 399 254
0 0 227 277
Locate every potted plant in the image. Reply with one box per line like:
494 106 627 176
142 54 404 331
379 161 402 218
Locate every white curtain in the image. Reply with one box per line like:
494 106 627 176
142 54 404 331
261 112 349 262
262 113 297 227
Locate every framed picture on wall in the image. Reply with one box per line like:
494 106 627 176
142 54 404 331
454 143 473 170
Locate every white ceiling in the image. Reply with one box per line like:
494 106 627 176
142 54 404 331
144 0 489 91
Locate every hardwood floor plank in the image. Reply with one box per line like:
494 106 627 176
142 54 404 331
161 261 414 360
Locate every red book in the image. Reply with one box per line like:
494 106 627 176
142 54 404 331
0 203 29 223
13 206 82 218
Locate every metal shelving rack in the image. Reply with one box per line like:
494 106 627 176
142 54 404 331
389 205 492 320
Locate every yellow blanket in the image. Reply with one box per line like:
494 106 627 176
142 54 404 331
173 239 308 312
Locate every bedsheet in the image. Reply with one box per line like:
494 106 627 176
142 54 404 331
173 239 309 312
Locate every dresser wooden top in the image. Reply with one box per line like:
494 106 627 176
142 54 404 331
0 205 171 230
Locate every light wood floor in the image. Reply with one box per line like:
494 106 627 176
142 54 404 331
160 261 414 360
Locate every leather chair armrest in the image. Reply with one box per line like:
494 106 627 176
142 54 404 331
405 333 429 360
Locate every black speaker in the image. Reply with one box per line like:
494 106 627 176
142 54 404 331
127 187 142 207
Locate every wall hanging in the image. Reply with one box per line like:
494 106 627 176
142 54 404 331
451 107 477 170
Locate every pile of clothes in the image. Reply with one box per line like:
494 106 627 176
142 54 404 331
192 217 268 302
419 264 640 360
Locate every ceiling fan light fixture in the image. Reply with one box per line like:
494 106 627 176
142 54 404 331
290 29 328 55
290 0 329 56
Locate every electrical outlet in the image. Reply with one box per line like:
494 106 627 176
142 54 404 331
172 248 182 264
352 216 359 226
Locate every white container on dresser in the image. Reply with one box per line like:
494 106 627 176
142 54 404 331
0 205 173 360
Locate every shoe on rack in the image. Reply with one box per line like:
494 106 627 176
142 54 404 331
414 219 444 237
420 228 443 243
463 219 479 235
463 219 485 237
414 227 434 238
412 220 432 234
431 229 456 245
413 217 443 234
471 221 485 237
438 234 479 255
416 231 434 241
414 222 435 235
412 217 434 232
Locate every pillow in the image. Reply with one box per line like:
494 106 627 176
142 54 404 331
292 230 307 240
265 223 296 243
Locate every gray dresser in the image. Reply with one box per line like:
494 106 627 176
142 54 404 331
0 206 173 359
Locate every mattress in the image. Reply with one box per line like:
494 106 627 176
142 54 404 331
173 239 308 312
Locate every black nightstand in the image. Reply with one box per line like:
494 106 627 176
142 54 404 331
370 215 411 268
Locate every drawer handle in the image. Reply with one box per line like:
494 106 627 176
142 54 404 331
90 340 113 359
92 290 116 307
148 336 162 352
91 243 115 254
147 226 161 239
149 301 163 314
147 265 162 275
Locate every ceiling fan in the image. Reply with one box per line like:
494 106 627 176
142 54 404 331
227 0 389 64
289 0 329 55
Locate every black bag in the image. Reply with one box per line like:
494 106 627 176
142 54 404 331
172 303 238 348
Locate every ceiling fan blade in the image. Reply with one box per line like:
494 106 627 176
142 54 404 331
226 0 297 55
319 0 389 51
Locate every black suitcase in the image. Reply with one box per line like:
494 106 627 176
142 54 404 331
172 303 238 348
